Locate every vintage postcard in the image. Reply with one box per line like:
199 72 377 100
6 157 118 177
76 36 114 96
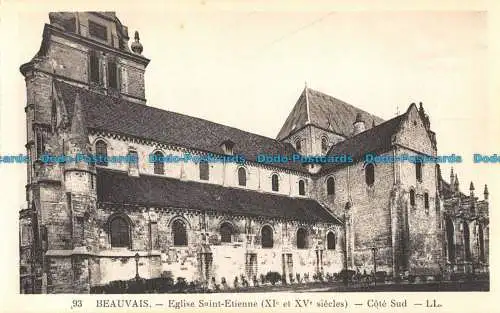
1 0 498 312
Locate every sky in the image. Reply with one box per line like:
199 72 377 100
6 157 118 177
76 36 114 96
1 0 498 243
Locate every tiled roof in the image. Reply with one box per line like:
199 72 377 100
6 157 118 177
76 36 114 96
55 81 307 173
276 87 385 140
321 113 406 172
96 168 342 224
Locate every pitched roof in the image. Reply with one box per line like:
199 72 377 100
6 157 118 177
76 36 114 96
321 112 406 172
276 87 385 140
97 168 341 224
54 81 306 173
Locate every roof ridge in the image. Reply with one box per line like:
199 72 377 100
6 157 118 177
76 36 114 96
307 87 385 122
56 80 293 147
325 111 406 154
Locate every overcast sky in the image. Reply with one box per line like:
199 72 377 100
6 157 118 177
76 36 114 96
1 1 498 222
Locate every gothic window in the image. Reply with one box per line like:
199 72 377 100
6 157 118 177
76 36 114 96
424 192 429 209
271 174 279 191
296 228 307 249
295 139 302 153
321 137 328 153
153 151 164 175
327 231 336 250
220 222 233 243
415 161 423 182
261 225 273 248
89 50 100 84
35 132 44 159
410 189 415 206
107 60 118 89
238 167 246 186
110 216 130 248
199 161 209 180
89 20 108 41
172 219 187 246
95 140 108 166
298 180 305 196
327 177 335 195
365 163 375 186
128 150 138 171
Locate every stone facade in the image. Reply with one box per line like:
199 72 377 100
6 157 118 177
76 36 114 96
18 12 489 294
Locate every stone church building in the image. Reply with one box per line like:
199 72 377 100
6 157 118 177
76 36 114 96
18 12 489 293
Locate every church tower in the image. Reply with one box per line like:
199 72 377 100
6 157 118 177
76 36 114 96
19 12 149 293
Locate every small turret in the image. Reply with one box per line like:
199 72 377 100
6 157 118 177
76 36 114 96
131 31 143 54
64 93 95 194
484 184 489 201
450 168 455 192
454 173 459 193
470 181 475 197
352 113 366 136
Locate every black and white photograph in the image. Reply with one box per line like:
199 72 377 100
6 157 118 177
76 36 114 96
1 1 499 312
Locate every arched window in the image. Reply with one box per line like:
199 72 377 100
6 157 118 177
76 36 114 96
199 161 209 181
220 222 233 243
321 137 328 153
107 60 118 89
296 228 307 249
415 161 423 182
95 140 108 166
298 180 305 196
424 192 429 209
89 50 100 84
327 231 336 250
128 150 138 172
365 163 375 186
410 189 415 206
327 177 335 195
172 219 187 246
36 132 45 159
295 139 302 153
238 167 246 186
153 151 164 175
110 216 130 248
271 174 279 192
261 225 273 248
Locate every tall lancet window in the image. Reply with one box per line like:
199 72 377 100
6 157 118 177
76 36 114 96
238 167 246 186
153 151 164 175
95 140 108 166
272 174 279 191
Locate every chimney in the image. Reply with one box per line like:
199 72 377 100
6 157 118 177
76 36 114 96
353 113 366 136
484 184 489 201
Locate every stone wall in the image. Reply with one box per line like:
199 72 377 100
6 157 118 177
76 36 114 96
94 205 342 286
88 134 311 197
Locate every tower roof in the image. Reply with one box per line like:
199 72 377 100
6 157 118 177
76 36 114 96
276 87 384 140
